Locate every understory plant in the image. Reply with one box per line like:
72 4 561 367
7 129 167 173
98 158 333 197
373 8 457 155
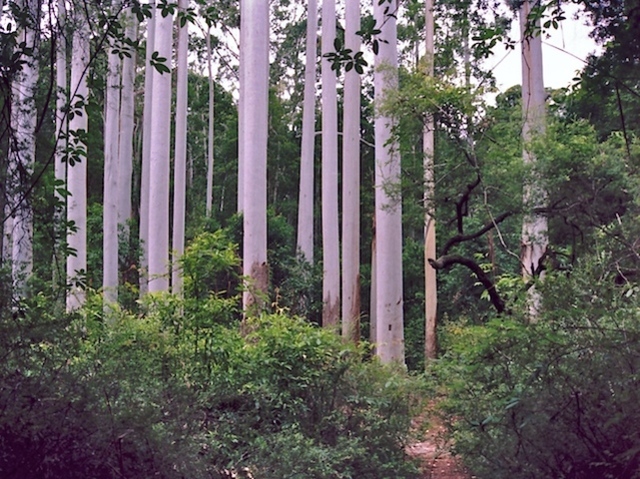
0 232 424 478
435 258 640 479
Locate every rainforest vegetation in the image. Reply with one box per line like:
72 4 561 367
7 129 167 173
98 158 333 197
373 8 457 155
1 0 639 477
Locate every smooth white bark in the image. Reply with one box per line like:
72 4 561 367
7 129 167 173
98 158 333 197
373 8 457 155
103 4 122 305
374 0 404 364
296 0 317 265
4 83 19 267
172 0 188 295
66 8 89 310
11 0 39 295
117 10 137 241
369 234 377 346
342 0 361 341
321 0 340 327
424 0 437 360
205 27 214 218
139 3 155 294
54 0 67 286
147 5 173 292
520 0 547 319
241 0 269 312
237 0 245 214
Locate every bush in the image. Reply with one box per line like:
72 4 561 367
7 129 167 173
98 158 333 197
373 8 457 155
0 290 424 478
435 261 640 479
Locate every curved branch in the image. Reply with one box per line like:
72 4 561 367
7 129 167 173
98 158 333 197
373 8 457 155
429 254 505 313
455 174 481 233
443 211 514 255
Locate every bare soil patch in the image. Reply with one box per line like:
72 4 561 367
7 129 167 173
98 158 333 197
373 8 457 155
406 416 472 479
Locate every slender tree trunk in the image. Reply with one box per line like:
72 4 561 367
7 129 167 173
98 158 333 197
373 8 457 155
205 27 214 218
147 3 173 293
520 0 547 320
66 6 89 310
321 0 340 327
424 0 437 361
237 0 245 214
10 0 39 296
342 0 361 341
172 0 188 295
139 3 155 294
296 0 317 265
241 0 269 312
374 0 404 364
117 9 137 253
53 0 67 289
369 232 377 348
103 0 122 305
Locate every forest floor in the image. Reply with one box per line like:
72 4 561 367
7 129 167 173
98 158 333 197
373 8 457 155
406 414 472 479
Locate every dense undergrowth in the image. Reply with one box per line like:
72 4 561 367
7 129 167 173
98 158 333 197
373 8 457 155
0 230 425 479
434 259 640 479
0 287 428 479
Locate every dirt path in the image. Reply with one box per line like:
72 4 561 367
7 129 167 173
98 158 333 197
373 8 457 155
406 417 471 479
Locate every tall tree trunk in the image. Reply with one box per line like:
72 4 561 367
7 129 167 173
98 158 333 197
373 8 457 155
147 3 173 292
424 0 437 361
66 6 89 310
241 0 269 312
342 0 360 341
117 9 137 257
374 0 404 364
321 0 340 327
103 0 122 305
10 0 40 296
53 0 67 289
237 0 245 214
369 232 377 348
139 3 155 294
520 0 547 320
205 26 214 218
296 0 317 265
172 0 188 295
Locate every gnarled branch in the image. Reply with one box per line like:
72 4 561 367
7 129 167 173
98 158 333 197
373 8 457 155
429 254 505 313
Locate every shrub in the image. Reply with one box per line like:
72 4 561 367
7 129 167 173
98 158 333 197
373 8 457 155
0 291 423 478
435 261 640 479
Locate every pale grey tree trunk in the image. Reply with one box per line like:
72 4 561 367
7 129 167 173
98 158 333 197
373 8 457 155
117 9 138 250
66 6 89 310
54 0 67 287
172 0 188 295
10 0 39 296
424 0 437 361
369 234 377 347
241 0 269 312
103 0 122 306
237 0 245 214
205 26 214 218
520 0 547 319
321 0 340 327
139 3 155 294
147 4 173 292
296 0 317 265
8 0 38 292
374 0 404 364
341 0 361 341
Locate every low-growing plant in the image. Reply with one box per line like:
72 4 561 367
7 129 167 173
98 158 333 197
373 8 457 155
435 259 640 479
0 289 424 478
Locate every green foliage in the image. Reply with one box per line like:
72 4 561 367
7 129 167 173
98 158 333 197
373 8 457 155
0 283 424 478
194 313 423 479
181 229 240 300
435 259 640 479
